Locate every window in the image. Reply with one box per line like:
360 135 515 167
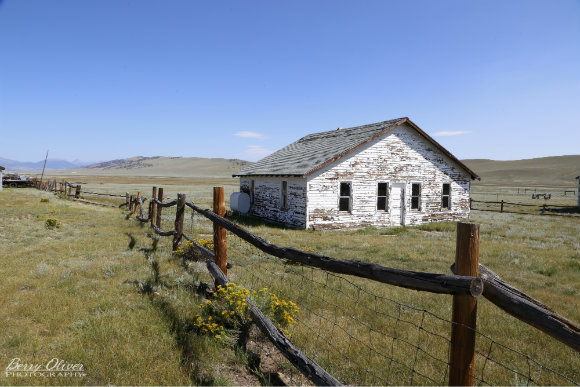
442 183 451 209
250 180 255 204
339 182 351 212
281 181 287 209
377 182 389 211
411 183 421 210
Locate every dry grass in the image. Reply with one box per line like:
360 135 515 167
0 188 240 385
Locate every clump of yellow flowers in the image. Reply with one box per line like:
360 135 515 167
174 239 214 260
193 283 299 343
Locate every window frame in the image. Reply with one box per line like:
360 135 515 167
338 181 352 213
281 180 288 210
441 183 451 210
250 180 255 205
376 182 389 212
410 182 422 211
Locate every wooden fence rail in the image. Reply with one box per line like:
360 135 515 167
185 200 484 297
471 199 579 217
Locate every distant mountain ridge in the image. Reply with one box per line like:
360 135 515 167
0 157 89 171
56 156 253 178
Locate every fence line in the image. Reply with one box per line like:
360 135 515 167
471 199 579 217
37 181 580 385
133 185 579 385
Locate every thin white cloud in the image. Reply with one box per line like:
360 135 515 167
239 145 273 161
432 130 472 136
234 131 264 139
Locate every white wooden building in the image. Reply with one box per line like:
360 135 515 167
233 117 479 230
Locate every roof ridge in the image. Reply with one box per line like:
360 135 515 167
300 117 405 141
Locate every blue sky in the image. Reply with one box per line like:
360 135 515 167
0 0 578 163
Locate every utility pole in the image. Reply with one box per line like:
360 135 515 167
40 150 49 186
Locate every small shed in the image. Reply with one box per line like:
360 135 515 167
0 166 4 192
233 117 479 230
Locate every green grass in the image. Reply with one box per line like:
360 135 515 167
3 179 580 386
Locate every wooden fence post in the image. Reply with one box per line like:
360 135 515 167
213 186 227 277
541 204 546 215
150 186 157 226
75 185 81 199
500 200 504 213
126 192 129 208
156 188 164 228
173 193 185 251
449 222 480 386
134 192 142 215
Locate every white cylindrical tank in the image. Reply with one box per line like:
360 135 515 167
230 192 251 214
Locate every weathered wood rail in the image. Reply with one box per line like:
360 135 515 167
459 264 580 352
185 200 484 297
471 199 579 217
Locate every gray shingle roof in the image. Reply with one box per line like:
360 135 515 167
233 117 479 179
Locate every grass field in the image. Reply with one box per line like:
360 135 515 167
2 178 579 385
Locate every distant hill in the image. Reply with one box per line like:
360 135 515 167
0 157 88 171
50 156 253 178
463 155 580 187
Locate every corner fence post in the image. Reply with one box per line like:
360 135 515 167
213 186 227 277
75 185 81 199
156 188 164 229
150 186 157 226
172 193 185 251
449 222 480 386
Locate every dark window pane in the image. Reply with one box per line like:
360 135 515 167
443 183 450 195
412 183 420 196
340 182 350 197
411 197 419 209
442 196 449 208
378 183 387 197
339 197 350 211
377 197 386 210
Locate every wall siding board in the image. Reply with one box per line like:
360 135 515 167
240 177 307 228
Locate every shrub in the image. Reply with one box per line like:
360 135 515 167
45 218 61 229
40 198 50 203
174 239 214 260
193 283 299 344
